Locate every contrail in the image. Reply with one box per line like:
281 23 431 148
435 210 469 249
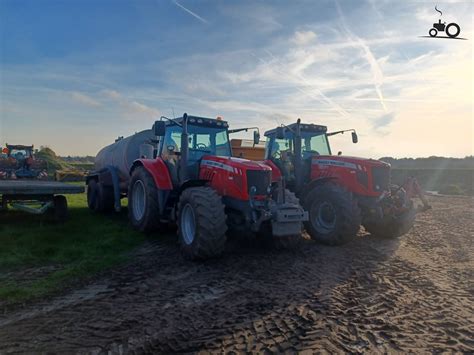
335 0 387 113
173 0 209 24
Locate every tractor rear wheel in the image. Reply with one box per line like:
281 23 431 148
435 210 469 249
87 179 114 213
304 183 361 245
177 186 227 260
364 202 416 239
128 167 162 233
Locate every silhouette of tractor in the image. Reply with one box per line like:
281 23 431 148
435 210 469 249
430 19 460 38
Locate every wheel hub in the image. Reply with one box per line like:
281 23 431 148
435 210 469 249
312 201 336 233
181 203 196 245
132 180 146 220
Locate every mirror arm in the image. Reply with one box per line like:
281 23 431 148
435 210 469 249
327 129 355 136
228 127 259 134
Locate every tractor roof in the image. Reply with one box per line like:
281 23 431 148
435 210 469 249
6 144 34 150
167 115 229 129
264 122 327 137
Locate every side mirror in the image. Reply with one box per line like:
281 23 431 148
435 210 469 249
351 131 358 144
153 121 166 136
276 126 285 140
253 130 260 145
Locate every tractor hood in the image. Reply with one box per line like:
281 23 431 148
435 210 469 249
201 155 272 172
312 155 390 169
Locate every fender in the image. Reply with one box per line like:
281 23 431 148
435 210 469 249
130 158 173 215
130 158 173 190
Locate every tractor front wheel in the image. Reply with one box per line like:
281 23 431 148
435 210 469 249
429 28 438 37
304 183 361 245
177 187 227 260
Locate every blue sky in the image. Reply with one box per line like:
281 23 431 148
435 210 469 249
0 0 472 157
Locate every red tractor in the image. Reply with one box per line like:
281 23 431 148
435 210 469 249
86 114 307 260
261 120 430 245
0 144 48 180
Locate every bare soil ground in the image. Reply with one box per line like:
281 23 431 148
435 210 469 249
0 196 472 353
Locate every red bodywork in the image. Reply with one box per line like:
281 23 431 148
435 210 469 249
199 156 271 201
265 155 391 198
137 155 272 201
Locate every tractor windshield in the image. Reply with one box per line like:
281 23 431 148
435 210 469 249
161 124 231 162
301 132 331 157
9 148 32 160
267 131 331 159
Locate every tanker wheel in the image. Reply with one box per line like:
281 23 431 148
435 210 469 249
265 189 303 250
304 183 361 245
177 186 227 260
128 167 162 233
53 195 68 223
429 28 437 37
87 180 114 213
446 23 460 38
364 202 416 239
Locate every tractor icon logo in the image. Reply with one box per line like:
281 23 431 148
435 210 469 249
427 6 461 39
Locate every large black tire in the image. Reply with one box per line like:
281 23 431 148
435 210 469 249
128 167 162 233
87 180 114 213
268 189 303 250
177 187 227 260
53 195 68 223
364 202 416 239
304 183 361 245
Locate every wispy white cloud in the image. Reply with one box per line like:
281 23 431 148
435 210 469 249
292 30 317 46
173 0 209 24
100 89 160 118
71 92 101 107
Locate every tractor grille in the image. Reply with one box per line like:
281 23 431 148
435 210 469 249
246 170 271 196
371 166 390 192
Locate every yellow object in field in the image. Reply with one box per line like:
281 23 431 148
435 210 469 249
55 169 86 182
231 139 265 161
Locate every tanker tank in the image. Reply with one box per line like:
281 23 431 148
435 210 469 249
94 129 155 181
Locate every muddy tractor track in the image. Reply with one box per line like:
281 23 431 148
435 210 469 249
0 196 473 353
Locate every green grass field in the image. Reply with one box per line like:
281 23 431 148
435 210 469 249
0 190 145 304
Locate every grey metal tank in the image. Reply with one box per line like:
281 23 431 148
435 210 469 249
94 129 155 181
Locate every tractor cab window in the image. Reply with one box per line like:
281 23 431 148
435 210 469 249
9 148 31 160
301 133 331 158
160 123 231 185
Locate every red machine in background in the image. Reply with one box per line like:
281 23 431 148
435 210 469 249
0 144 48 180
262 119 430 245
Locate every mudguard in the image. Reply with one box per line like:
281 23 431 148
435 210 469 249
131 158 173 190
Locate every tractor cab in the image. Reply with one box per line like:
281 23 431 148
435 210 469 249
264 122 331 190
5 144 34 161
154 115 231 187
